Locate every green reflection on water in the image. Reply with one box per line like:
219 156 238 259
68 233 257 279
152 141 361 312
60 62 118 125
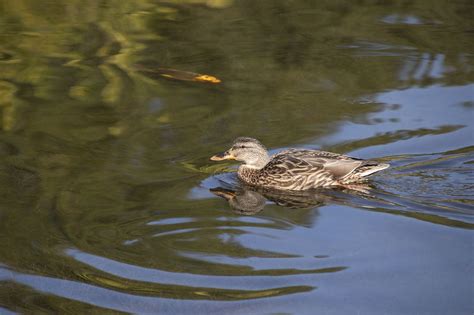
0 0 473 314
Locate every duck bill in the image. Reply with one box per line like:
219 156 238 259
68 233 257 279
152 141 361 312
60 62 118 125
210 151 235 161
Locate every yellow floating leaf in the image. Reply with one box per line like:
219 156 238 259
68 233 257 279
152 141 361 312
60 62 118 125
135 65 221 84
193 74 221 84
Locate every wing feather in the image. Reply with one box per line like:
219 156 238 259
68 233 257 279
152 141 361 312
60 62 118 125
267 149 363 183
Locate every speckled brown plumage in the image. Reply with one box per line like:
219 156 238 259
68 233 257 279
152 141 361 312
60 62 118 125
211 137 389 191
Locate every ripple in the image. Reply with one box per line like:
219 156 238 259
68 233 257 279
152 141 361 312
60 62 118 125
65 248 327 299
0 307 16 315
147 217 197 226
340 40 416 57
380 14 426 25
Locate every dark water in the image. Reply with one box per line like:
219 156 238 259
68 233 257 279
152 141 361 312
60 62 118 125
0 1 473 314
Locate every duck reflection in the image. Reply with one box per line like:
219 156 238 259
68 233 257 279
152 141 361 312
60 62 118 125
210 185 359 215
211 187 266 215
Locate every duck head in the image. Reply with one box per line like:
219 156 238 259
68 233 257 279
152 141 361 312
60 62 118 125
210 137 270 169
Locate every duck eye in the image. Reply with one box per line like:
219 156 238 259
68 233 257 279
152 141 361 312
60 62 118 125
232 145 246 150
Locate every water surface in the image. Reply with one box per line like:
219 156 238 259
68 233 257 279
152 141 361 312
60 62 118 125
0 1 473 314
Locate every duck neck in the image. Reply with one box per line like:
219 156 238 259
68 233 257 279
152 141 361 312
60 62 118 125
238 154 269 184
243 153 270 170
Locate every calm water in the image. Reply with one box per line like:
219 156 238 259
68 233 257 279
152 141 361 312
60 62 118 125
0 1 473 314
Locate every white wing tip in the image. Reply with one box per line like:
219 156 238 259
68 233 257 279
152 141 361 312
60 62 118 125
359 163 390 177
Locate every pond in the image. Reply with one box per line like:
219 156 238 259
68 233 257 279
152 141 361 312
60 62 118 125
0 1 473 314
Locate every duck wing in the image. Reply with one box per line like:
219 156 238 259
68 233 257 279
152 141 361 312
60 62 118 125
267 149 364 183
253 149 388 190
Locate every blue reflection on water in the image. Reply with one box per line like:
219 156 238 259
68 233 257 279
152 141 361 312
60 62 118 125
318 84 474 157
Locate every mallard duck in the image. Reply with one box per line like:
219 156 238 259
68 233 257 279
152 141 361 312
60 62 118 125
210 137 389 191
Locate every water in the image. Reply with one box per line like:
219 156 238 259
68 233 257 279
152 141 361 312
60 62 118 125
0 1 473 314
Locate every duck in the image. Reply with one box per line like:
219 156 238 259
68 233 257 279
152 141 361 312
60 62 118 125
210 137 389 191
